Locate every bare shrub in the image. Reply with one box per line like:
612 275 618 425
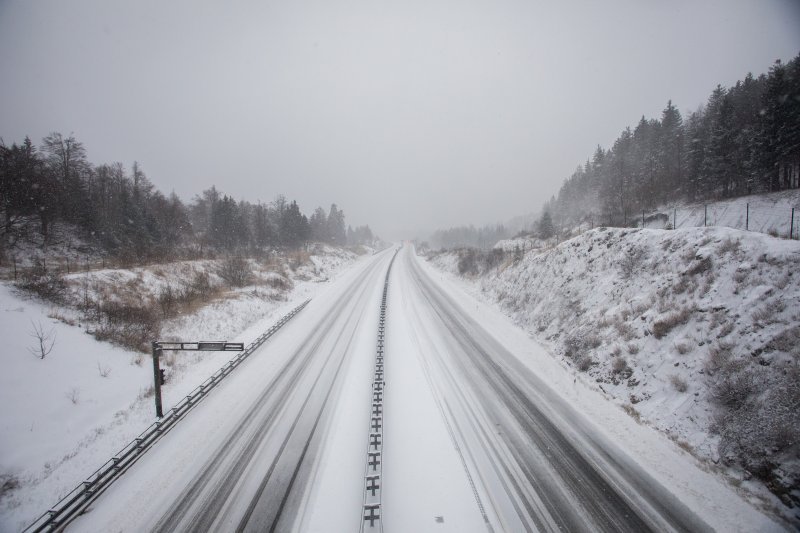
457 248 506 276
158 284 177 318
712 360 757 410
0 473 20 503
751 300 785 327
671 276 695 295
712 367 800 490
675 439 694 454
705 341 733 375
597 314 614 329
576 355 593 372
621 403 641 423
94 300 160 352
613 318 636 341
265 274 292 291
652 307 692 339
732 268 749 286
669 374 688 392
774 274 790 290
48 310 77 327
189 271 212 297
685 256 713 277
563 330 601 359
673 341 691 355
717 321 734 338
765 325 800 356
217 256 253 288
611 356 628 374
18 260 67 303
288 251 311 272
457 249 477 275
627 342 640 355
28 320 57 359
65 387 80 404
699 271 715 296
619 247 647 280
718 237 741 255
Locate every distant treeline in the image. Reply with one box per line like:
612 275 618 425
429 224 510 250
0 133 375 260
548 53 800 229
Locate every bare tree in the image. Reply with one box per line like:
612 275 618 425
28 320 56 359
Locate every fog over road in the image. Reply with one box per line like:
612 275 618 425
69 247 770 532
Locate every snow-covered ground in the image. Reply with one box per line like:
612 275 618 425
494 189 800 253
428 225 800 523
1 238 788 531
651 189 800 236
0 245 366 531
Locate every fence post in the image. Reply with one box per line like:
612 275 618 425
642 210 645 228
704 205 707 227
673 208 676 230
792 207 795 240
746 203 749 231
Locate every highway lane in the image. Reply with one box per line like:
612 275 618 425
394 245 712 533
69 249 393 532
66 242 726 532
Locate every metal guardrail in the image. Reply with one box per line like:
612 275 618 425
23 299 311 532
360 249 399 532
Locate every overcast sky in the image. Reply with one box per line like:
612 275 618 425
1 0 798 239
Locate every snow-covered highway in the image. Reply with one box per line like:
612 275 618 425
63 245 780 532
391 247 710 532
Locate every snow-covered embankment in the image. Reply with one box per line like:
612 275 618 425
429 226 800 516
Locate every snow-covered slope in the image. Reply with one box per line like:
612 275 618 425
429 226 800 517
647 189 800 236
0 246 365 531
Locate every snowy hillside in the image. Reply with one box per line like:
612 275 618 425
0 245 365 531
645 189 800 236
429 226 800 515
493 189 800 255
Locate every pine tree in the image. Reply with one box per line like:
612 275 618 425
538 210 554 239
704 86 737 197
280 200 310 248
327 204 346 245
657 100 685 199
309 207 328 242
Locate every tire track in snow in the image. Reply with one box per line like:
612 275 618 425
152 253 390 532
403 247 711 533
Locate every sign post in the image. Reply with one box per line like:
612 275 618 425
151 342 164 418
150 340 244 418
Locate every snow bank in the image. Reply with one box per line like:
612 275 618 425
0 246 363 531
428 226 800 520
